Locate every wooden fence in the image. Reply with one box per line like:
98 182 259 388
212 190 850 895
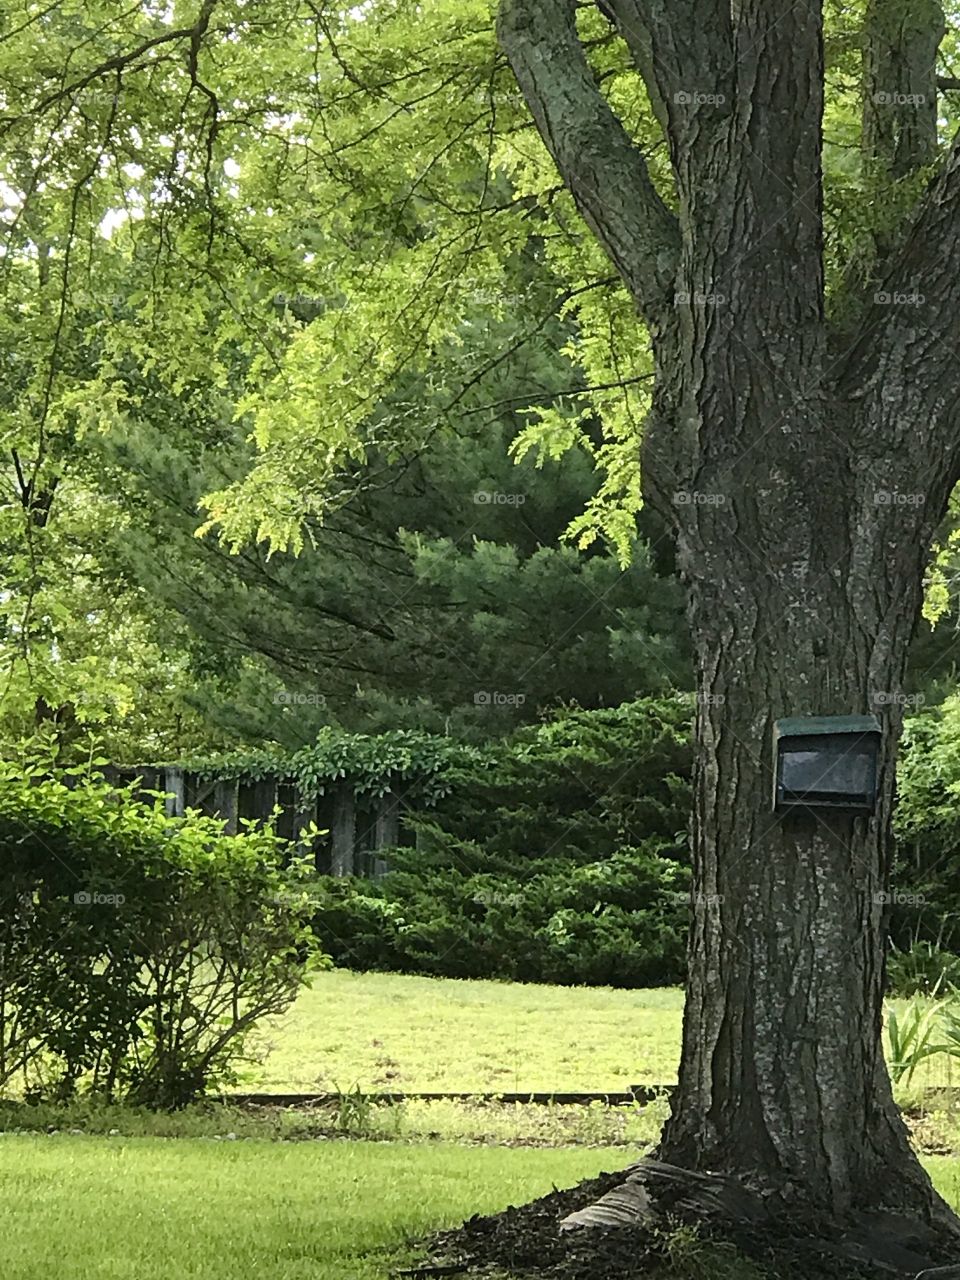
106 765 409 878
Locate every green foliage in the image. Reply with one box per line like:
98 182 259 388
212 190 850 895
0 0 955 559
172 727 484 804
0 759 322 1106
308 696 694 986
2 0 960 761
882 987 960 1090
0 256 688 750
309 844 689 988
935 1004 960 1060
887 940 960 997
0 0 697 752
155 688 693 803
79 296 688 745
652 1221 771 1280
885 997 945 1086
897 700 960 844
0 0 656 575
331 1083 377 1137
891 697 960 952
920 489 960 629
409 695 693 863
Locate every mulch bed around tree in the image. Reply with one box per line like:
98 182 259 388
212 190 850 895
410 1164 960 1280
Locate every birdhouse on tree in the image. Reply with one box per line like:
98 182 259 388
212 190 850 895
773 715 881 813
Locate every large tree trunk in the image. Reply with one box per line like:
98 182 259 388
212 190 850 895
646 0 946 1210
660 510 940 1220
498 0 960 1239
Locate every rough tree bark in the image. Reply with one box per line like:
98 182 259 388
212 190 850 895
499 0 960 1239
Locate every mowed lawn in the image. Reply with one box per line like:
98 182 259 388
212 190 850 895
0 1135 616 1280
250 970 960 1096
1 1134 959 1280
253 970 684 1093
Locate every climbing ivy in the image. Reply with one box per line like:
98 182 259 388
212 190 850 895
159 727 488 805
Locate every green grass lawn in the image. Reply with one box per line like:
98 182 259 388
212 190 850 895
0 1134 616 1280
8 970 958 1173
1 1133 958 1280
249 970 960 1098
4 970 960 1279
253 969 684 1093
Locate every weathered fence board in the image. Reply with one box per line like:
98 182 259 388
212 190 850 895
163 767 185 818
111 763 408 878
330 780 356 876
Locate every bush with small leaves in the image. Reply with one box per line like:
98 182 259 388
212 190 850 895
0 753 324 1106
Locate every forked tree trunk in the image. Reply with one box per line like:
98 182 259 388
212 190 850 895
499 0 960 1237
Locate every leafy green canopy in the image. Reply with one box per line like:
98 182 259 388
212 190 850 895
0 0 660 563
5 0 958 550
0 2 703 748
5 1 960 748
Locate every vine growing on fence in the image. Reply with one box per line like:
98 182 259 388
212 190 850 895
154 727 487 804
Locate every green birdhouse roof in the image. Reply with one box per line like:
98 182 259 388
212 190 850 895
774 714 881 739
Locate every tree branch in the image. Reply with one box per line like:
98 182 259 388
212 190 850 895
829 0 944 335
863 0 944 181
496 0 680 325
3 26 198 129
604 0 733 152
836 132 960 500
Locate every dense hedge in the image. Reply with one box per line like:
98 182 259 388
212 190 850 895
310 845 690 986
310 697 695 986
